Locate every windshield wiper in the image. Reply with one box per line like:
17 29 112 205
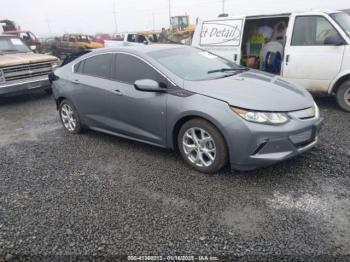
207 67 248 74
207 68 237 74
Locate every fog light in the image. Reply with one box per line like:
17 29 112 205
289 129 313 145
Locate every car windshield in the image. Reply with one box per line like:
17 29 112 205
330 12 350 38
149 47 245 81
0 37 30 53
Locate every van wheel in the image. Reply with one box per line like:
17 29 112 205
178 118 228 174
336 80 350 112
59 100 82 134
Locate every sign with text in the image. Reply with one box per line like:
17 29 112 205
199 19 243 46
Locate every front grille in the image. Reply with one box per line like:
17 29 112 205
1 62 53 83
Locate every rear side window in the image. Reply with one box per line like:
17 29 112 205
82 54 113 79
291 16 341 46
114 53 166 84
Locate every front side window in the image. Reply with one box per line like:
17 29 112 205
114 53 165 84
81 54 113 79
149 47 244 81
136 35 147 43
292 16 341 46
127 34 137 42
330 12 350 38
74 61 83 73
19 32 31 41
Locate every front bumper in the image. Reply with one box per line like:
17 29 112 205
225 116 323 171
0 76 50 96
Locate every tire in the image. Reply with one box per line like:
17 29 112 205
178 118 228 173
336 80 350 112
58 99 82 134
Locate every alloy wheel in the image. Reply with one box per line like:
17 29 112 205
182 127 216 167
344 88 350 106
60 104 77 132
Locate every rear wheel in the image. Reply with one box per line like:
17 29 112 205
59 100 82 134
336 80 350 112
178 118 228 173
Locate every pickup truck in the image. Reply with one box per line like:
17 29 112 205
104 33 149 47
0 35 59 96
49 34 103 58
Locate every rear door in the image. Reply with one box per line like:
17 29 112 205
282 13 345 92
69 53 118 129
192 16 245 64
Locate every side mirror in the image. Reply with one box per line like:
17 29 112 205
134 79 166 92
324 35 345 46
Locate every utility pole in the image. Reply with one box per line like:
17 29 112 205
168 0 171 27
113 0 118 34
218 0 228 17
45 13 52 35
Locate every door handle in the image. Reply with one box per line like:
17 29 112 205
285 54 290 65
112 89 123 96
71 79 80 84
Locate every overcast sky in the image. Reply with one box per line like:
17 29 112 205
1 0 349 37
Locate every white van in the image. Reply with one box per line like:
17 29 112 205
192 11 350 111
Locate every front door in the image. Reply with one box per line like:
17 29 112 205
282 14 345 92
108 53 168 146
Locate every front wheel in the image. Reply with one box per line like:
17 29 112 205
59 99 82 134
178 118 228 174
336 80 350 112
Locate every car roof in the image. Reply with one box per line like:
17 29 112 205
211 9 344 20
91 44 187 55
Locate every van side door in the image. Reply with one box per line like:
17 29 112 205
282 14 345 92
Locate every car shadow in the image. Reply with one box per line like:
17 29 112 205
79 126 313 182
0 90 51 107
313 95 341 111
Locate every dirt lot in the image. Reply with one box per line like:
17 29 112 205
0 92 349 260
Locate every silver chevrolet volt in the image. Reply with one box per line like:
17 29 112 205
51 45 322 173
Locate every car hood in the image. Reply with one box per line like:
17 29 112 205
0 52 58 68
184 70 314 112
77 42 104 49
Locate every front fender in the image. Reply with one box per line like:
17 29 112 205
165 93 236 150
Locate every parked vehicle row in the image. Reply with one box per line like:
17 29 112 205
51 45 322 173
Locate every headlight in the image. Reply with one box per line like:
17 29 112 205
231 107 289 125
313 102 319 119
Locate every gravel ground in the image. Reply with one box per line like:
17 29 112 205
0 92 349 261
